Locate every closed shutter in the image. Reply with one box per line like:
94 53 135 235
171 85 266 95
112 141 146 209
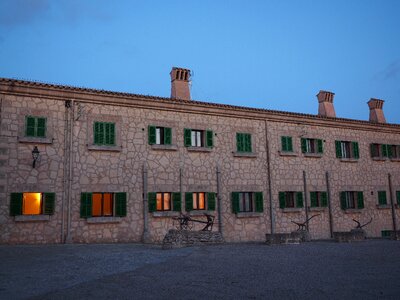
279 192 286 209
172 192 181 212
335 141 342 158
382 144 388 158
321 192 328 207
255 192 263 212
148 125 156 144
301 138 307 153
107 123 115 145
281 136 287 151
310 192 317 207
44 193 55 215
357 192 364 209
378 191 387 206
340 192 347 210
115 192 127 217
164 127 172 145
317 139 323 154
148 192 157 212
387 145 393 158
237 133 243 152
184 129 192 147
245 134 252 152
94 122 104 145
287 137 293 152
207 192 216 211
80 193 92 218
352 142 359 159
10 193 23 216
36 118 46 137
206 130 213 148
26 117 36 137
185 192 193 211
296 192 304 208
370 144 377 157
231 192 239 213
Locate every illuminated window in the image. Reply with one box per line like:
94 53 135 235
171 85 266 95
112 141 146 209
10 192 55 216
92 193 113 217
156 193 171 211
80 192 127 218
193 192 206 210
148 192 181 212
185 192 216 211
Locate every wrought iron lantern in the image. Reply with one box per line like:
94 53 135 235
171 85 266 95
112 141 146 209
32 146 40 168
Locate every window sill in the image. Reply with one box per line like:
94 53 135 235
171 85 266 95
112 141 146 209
282 208 303 213
372 157 387 161
86 217 122 224
279 151 297 157
14 215 51 222
376 204 391 209
186 146 212 153
152 211 181 218
340 158 358 163
151 144 178 151
188 210 215 217
308 207 326 212
344 209 362 214
18 136 53 144
390 158 400 162
303 153 323 158
233 152 257 158
87 145 122 152
236 212 263 218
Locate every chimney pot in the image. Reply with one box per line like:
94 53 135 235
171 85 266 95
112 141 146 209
170 67 191 100
317 90 336 117
368 98 386 123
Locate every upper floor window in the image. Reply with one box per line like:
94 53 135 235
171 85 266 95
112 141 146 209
231 192 263 213
94 122 115 146
185 192 216 211
184 129 213 148
148 192 181 212
148 126 172 145
25 116 46 138
80 192 126 218
281 136 293 152
10 192 55 216
377 191 387 206
310 191 328 208
236 133 252 152
371 143 400 159
340 191 364 210
301 138 323 154
279 191 303 209
335 141 359 159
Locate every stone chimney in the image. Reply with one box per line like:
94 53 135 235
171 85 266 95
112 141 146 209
368 98 386 123
317 90 336 118
170 67 191 100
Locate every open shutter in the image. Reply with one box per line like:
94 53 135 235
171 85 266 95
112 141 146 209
148 192 156 212
310 192 317 207
237 133 243 152
245 134 252 152
36 118 46 137
148 125 156 145
357 192 364 209
301 138 307 153
352 142 359 159
340 192 347 210
108 123 115 145
115 192 127 217
206 130 213 148
397 191 400 205
382 144 388 158
321 192 328 207
26 117 36 137
279 192 286 209
231 192 239 213
296 192 304 208
10 193 23 216
207 192 216 211
172 192 181 212
184 129 192 147
44 193 55 215
80 193 92 218
185 192 193 211
255 192 263 212
317 139 323 154
335 141 342 158
378 191 387 206
164 127 172 145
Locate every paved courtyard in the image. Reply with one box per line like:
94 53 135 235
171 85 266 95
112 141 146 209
0 240 399 299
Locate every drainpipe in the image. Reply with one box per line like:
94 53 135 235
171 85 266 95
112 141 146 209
388 173 398 240
61 100 70 243
142 164 150 242
326 171 334 238
303 171 309 231
216 165 223 236
65 99 74 243
264 120 274 234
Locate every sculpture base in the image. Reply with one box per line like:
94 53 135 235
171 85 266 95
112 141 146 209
162 229 224 249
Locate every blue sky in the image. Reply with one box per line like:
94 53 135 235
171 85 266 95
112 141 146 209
1 0 399 123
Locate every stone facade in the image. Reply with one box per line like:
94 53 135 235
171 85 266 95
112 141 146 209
0 73 399 245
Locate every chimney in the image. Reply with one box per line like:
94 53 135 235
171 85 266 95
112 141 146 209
317 90 336 118
368 98 386 123
170 67 191 100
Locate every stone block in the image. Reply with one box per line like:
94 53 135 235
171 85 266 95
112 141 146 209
333 229 365 242
162 229 224 249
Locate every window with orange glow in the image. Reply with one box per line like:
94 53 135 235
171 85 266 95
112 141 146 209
156 193 171 211
92 193 114 217
23 193 42 215
193 192 206 210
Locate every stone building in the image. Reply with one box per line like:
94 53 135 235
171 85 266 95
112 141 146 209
0 67 399 244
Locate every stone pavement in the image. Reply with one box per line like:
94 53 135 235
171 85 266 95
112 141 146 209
0 240 399 299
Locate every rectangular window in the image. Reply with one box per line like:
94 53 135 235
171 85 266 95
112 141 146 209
184 129 213 148
389 145 400 158
335 141 359 159
236 133 252 152
94 122 115 146
10 192 55 216
238 192 253 212
301 138 323 154
191 130 204 147
281 136 293 152
192 192 206 210
340 191 364 210
156 192 171 211
92 193 114 217
148 192 181 212
231 192 263 213
185 192 216 211
80 192 126 218
310 191 328 207
148 125 172 145
378 191 387 205
279 191 304 209
25 116 47 138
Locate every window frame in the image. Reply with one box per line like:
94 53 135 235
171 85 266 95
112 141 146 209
80 192 127 218
91 192 114 217
156 192 172 211
25 116 47 138
93 122 116 146
279 191 304 209
301 138 323 154
184 128 213 149
10 192 55 216
310 191 328 208
335 140 359 159
340 191 364 210
281 136 293 152
231 191 263 213
236 133 252 153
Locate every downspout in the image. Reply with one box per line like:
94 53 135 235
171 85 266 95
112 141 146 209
216 165 223 236
65 99 74 243
61 100 70 243
388 173 398 240
142 164 150 242
303 170 309 231
326 171 334 238
265 120 275 234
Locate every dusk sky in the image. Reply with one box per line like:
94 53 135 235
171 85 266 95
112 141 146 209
1 0 399 123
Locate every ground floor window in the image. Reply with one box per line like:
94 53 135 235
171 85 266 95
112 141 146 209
231 192 263 213
310 191 328 208
378 191 387 206
340 191 364 210
279 192 303 209
185 192 216 211
80 192 126 218
148 192 181 212
10 192 55 216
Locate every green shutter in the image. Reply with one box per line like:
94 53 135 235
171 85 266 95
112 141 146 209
44 193 55 215
382 144 388 158
207 192 216 211
310 192 317 207
287 137 293 152
184 128 192 147
246 134 252 152
370 144 376 157
255 192 263 212
206 130 213 148
357 192 364 209
148 192 157 212
301 138 307 153
378 191 387 206
108 123 115 145
387 145 393 158
94 122 104 145
279 192 286 209
10 193 23 216
317 139 323 154
26 116 36 137
281 136 287 152
321 192 328 207
340 192 347 210
335 141 342 158
237 133 243 152
296 192 304 208
352 142 359 159
164 127 172 145
148 125 156 145
397 191 400 205
80 193 92 218
185 192 193 211
115 192 127 217
36 118 46 137
172 192 181 212
231 192 240 213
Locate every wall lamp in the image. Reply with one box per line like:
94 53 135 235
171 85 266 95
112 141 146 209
32 146 40 168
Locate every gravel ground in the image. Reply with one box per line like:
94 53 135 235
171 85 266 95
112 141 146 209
0 240 399 299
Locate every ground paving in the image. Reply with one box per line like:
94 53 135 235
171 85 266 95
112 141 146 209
0 240 399 299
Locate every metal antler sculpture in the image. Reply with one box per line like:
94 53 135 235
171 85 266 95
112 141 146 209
352 217 373 229
291 214 320 231
173 213 215 231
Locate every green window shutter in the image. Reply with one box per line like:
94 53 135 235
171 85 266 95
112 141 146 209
207 192 216 211
378 191 387 206
287 137 293 152
184 128 192 147
301 138 307 153
340 192 347 210
382 144 388 158
44 193 55 215
281 136 287 151
352 142 359 159
185 192 193 211
370 144 376 157
335 141 342 158
80 193 92 218
255 192 263 212
36 118 46 137
296 192 304 208
237 133 243 152
94 122 104 145
357 192 364 209
148 125 156 145
172 192 181 212
279 192 286 209
231 192 240 213
108 123 115 145
148 192 157 212
115 192 127 217
387 145 393 158
245 134 252 152
164 127 172 145
10 193 23 216
397 191 400 205
310 192 317 207
321 192 328 207
317 139 323 154
206 130 213 148
26 117 36 137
